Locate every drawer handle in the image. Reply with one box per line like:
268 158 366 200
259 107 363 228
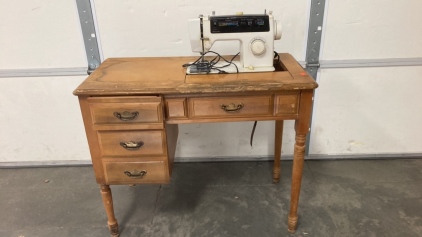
220 103 244 112
124 170 147 178
120 141 144 150
113 111 139 121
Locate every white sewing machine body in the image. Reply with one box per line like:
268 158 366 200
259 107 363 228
187 12 282 74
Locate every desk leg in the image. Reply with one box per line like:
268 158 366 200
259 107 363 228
288 134 306 232
288 90 313 233
100 185 119 237
273 120 284 183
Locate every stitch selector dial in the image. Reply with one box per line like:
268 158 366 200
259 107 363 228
250 38 266 55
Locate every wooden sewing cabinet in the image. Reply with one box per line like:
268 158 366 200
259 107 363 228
73 53 318 236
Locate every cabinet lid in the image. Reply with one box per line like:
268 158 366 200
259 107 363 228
73 53 318 96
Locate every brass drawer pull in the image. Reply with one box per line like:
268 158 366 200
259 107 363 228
113 111 139 121
124 170 147 178
120 141 144 150
220 103 244 112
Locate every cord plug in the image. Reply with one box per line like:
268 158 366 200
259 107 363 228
189 62 211 73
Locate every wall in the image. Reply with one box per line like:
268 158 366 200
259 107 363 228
310 0 422 157
0 0 86 69
321 0 422 60
310 66 422 156
0 0 90 163
94 0 308 60
0 0 421 164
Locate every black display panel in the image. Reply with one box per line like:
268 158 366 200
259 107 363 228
209 15 270 33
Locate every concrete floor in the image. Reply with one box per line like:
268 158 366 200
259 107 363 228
0 159 421 237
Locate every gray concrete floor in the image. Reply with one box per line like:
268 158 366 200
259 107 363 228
0 159 421 237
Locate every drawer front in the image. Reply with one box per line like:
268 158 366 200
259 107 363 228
189 95 273 118
165 98 188 119
98 130 166 157
103 160 169 184
274 93 300 115
88 97 162 125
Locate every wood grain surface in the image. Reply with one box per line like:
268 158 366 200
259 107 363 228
73 54 317 96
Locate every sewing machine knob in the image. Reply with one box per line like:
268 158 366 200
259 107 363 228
274 21 282 40
204 41 212 50
250 39 266 55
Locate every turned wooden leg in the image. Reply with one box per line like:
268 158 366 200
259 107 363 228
273 120 284 183
100 185 120 237
288 134 306 233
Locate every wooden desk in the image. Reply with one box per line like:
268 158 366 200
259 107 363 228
73 53 318 237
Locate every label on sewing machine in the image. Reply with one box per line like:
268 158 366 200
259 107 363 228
210 15 270 33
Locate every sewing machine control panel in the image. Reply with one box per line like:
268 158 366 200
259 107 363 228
210 15 270 33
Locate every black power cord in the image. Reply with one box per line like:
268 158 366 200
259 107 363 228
184 50 280 74
183 51 240 74
274 51 280 64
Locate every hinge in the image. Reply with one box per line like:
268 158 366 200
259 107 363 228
306 63 320 68
305 0 326 80
76 0 101 75
304 0 326 156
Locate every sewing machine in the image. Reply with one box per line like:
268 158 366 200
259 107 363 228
187 11 282 74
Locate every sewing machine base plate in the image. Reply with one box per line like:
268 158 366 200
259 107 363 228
187 61 275 74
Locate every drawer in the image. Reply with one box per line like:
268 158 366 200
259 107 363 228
98 130 166 157
165 98 188 119
274 93 300 115
188 95 273 118
87 96 163 126
103 159 169 184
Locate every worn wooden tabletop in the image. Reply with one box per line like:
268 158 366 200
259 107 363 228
73 53 318 96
